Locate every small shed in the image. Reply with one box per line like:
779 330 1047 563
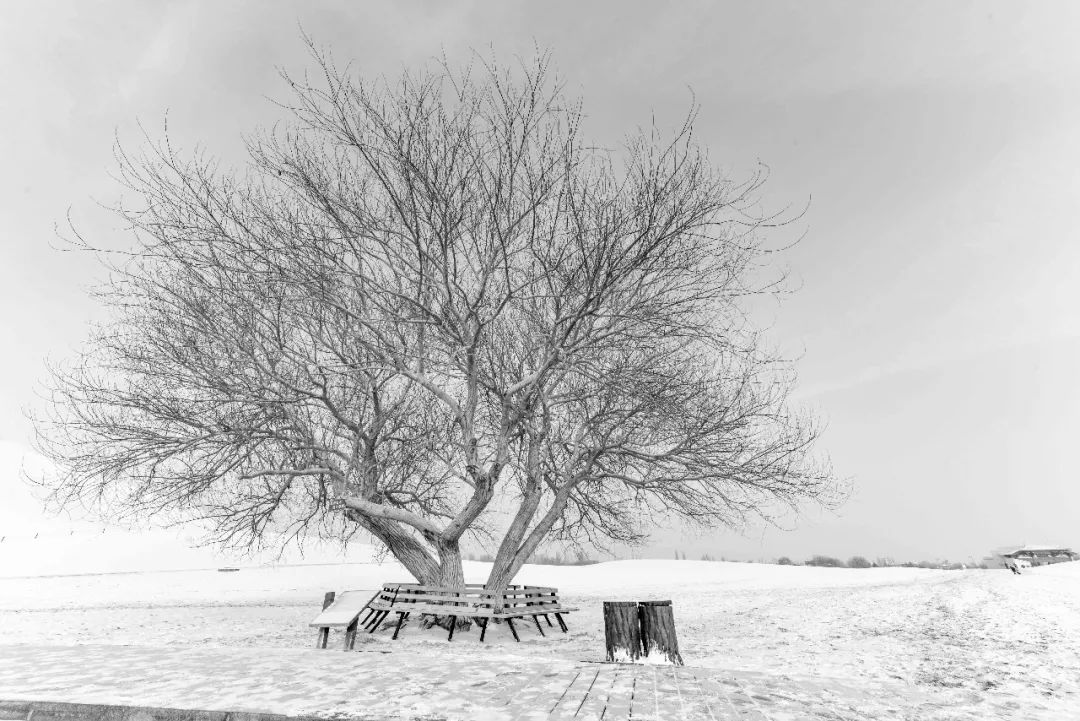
1000 545 1078 567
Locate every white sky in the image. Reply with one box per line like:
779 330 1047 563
2 0 1080 564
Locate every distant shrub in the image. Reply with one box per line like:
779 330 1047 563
776 556 794 565
527 551 598 566
848 556 872 569
806 555 846 568
895 559 954 569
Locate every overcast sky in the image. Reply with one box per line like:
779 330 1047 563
2 1 1080 564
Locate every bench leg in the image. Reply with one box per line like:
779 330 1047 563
392 612 407 640
359 608 374 624
343 619 358 650
447 616 457 642
479 617 489 643
366 609 388 633
532 614 546 636
316 627 329 649
543 613 553 627
554 613 567 633
348 623 359 650
506 617 520 642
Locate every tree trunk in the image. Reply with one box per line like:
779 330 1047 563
436 539 465 586
347 511 468 589
350 512 441 583
603 602 642 663
483 564 517 615
639 600 684 665
484 564 514 592
484 484 576 609
486 480 544 600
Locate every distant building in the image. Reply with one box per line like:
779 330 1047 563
999 545 1078 567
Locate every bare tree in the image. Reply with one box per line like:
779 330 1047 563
33 44 842 595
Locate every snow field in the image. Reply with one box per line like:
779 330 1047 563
1 559 1079 719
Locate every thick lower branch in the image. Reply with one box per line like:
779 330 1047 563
347 510 441 584
343 495 443 537
440 473 496 543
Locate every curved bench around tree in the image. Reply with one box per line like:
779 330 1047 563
359 583 577 643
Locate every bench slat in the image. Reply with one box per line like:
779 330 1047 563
377 602 579 619
384 584 558 595
494 604 578 617
389 591 558 603
389 594 477 604
384 603 485 617
382 591 565 608
352 582 575 629
308 590 374 628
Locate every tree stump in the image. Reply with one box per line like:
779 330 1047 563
639 600 684 665
603 601 642 663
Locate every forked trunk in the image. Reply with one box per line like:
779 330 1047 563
484 481 544 609
354 522 469 632
352 513 440 582
484 483 574 609
405 541 465 588
350 513 466 587
417 540 470 631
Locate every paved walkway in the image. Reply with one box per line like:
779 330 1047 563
0 644 927 720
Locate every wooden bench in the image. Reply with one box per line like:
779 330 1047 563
309 590 380 649
360 583 577 642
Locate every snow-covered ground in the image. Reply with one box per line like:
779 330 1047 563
1 558 1079 719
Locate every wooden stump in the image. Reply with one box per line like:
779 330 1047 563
639 600 684 665
603 601 642 663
